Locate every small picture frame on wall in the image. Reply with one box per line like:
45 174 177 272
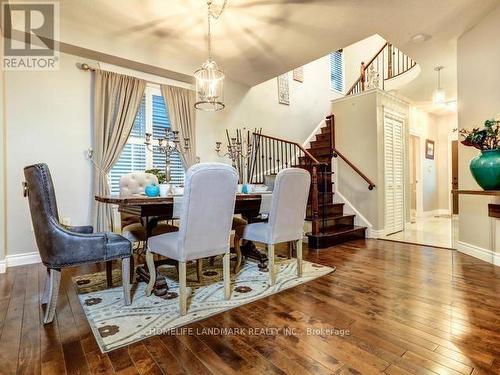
277 73 290 105
293 67 304 82
425 139 435 159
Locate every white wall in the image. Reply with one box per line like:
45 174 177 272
457 5 500 263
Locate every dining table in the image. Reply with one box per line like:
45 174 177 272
94 193 271 280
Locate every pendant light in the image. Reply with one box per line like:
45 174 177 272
194 0 227 111
432 66 445 104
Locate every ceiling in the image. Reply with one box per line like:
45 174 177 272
35 0 500 103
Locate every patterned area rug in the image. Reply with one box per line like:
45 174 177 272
73 257 335 353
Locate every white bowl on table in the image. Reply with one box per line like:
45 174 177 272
171 186 184 195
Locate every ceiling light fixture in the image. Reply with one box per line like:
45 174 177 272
411 33 430 43
432 66 446 104
194 0 227 111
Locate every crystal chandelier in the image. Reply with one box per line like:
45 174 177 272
194 0 227 111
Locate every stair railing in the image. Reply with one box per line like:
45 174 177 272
326 115 376 190
249 132 327 236
346 42 417 96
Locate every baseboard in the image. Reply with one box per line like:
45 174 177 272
334 190 377 237
368 229 386 239
456 241 499 266
417 209 450 218
0 251 42 272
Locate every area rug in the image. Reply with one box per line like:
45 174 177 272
73 257 335 353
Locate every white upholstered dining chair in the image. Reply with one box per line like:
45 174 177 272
242 168 310 285
145 163 239 315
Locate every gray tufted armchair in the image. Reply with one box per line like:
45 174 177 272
23 163 133 324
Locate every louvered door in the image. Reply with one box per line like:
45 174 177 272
384 113 404 235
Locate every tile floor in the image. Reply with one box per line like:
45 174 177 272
385 215 458 248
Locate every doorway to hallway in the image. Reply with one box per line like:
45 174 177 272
384 111 458 249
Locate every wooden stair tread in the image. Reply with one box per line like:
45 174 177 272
306 225 366 248
314 225 366 236
305 213 354 221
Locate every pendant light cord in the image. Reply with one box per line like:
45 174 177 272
206 0 228 61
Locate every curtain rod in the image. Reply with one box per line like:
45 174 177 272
77 62 195 90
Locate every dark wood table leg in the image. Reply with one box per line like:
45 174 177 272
240 212 269 269
106 260 113 287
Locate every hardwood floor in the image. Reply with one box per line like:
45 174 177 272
0 239 499 374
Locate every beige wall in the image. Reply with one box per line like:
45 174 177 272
408 108 457 214
457 5 500 262
0 31 5 264
332 89 409 231
436 113 458 211
333 92 379 227
220 55 343 146
5 53 94 256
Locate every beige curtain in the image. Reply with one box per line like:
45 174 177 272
92 70 146 232
161 85 197 167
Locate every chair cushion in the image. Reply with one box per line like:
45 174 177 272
122 223 178 242
147 231 179 259
243 221 303 245
105 232 133 260
243 222 271 244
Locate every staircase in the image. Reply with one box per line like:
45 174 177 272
249 115 375 249
298 119 364 248
346 41 417 96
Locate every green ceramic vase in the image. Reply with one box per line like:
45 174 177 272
469 149 500 190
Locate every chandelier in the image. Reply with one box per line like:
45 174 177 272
194 0 227 111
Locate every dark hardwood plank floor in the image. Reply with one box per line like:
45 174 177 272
0 239 499 375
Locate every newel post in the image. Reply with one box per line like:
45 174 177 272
311 165 320 235
387 43 393 79
326 115 335 152
360 62 366 91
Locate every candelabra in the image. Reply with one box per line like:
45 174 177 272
215 128 259 183
145 129 189 183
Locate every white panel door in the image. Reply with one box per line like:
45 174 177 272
384 113 404 235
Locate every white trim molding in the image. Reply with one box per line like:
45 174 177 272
456 241 500 266
417 209 450 218
0 251 42 272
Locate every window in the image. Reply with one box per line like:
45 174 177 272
330 50 344 92
109 86 185 194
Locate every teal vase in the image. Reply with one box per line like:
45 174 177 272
145 184 160 197
469 149 500 190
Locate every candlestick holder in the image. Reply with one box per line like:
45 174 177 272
145 129 189 183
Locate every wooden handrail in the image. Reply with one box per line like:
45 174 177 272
346 42 388 95
346 41 416 96
345 76 363 96
326 115 375 190
332 148 375 190
251 132 326 236
365 42 389 68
